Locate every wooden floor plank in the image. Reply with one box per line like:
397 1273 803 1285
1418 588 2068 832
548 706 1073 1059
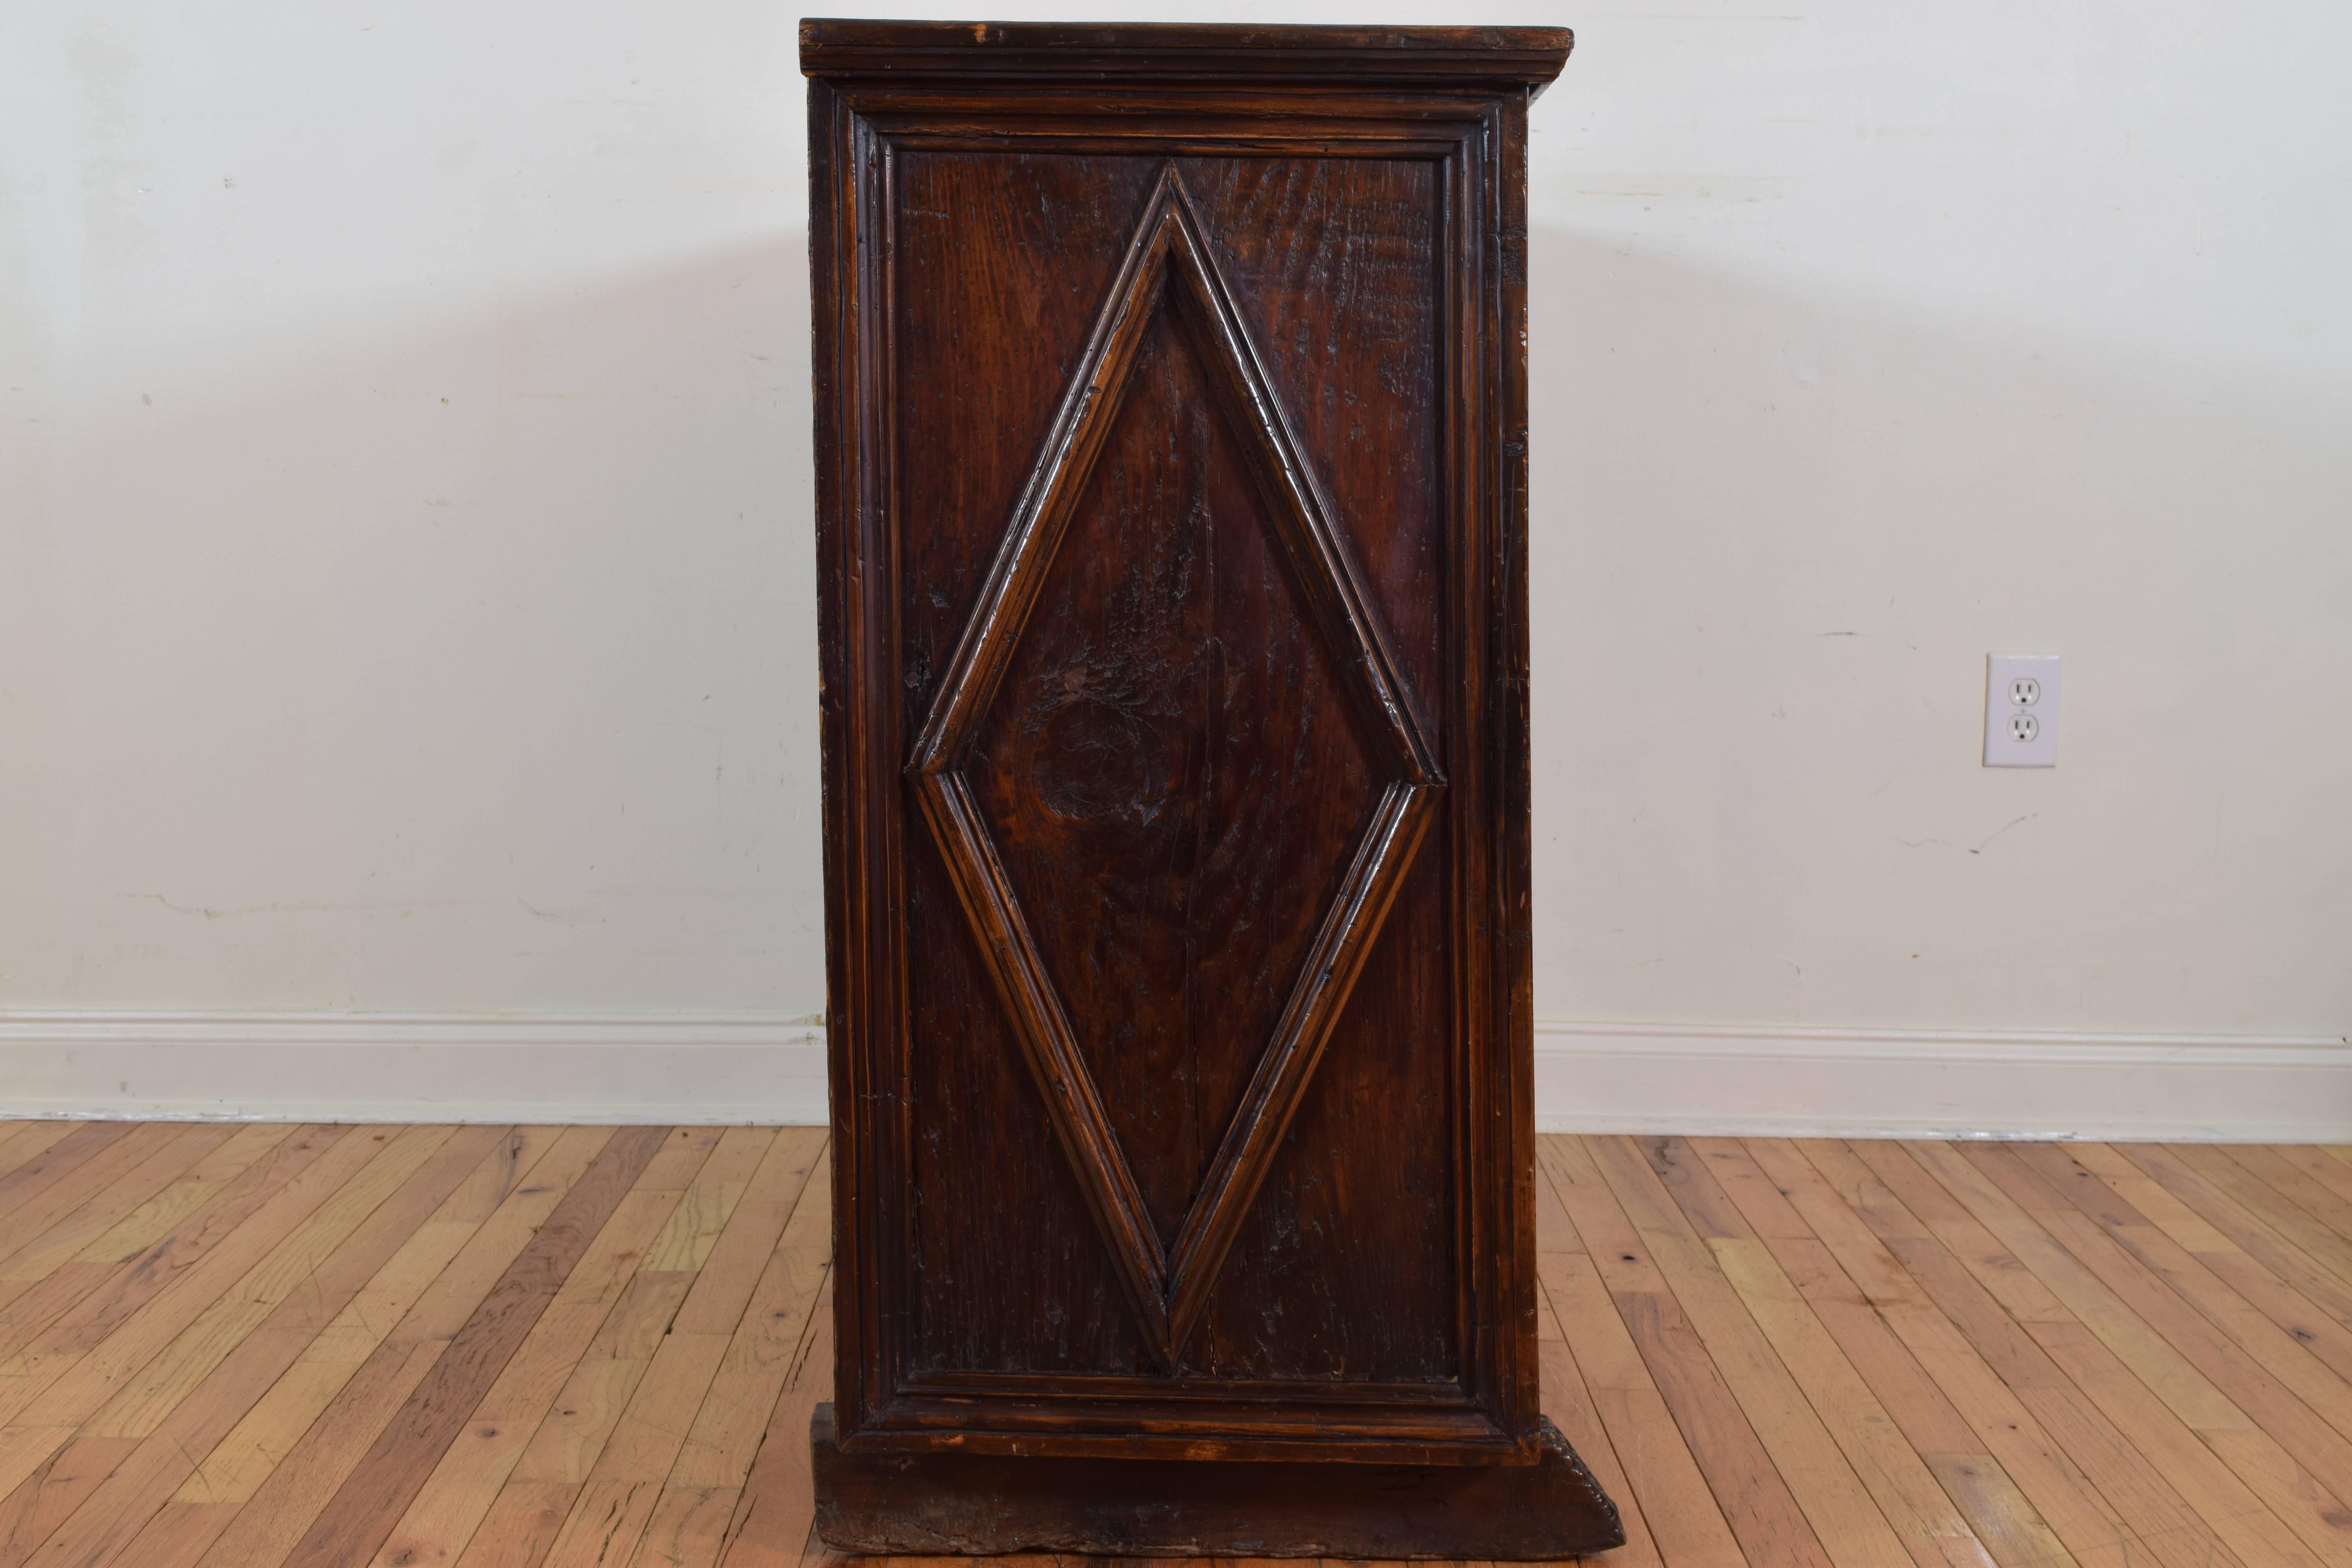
1784 1139 2249 1568
2167 1146 2352 1297
2218 1148 2352 1250
177 1126 586 1568
13 1125 352 1376
0 1129 275 1377
75 1125 294 1263
1870 1140 2342 1568
363 1129 735 1568
447 1480 575 1568
1909 1141 2352 1567
1589 1135 1921 1568
668 1131 822 1343
1537 1138 1749 1568
664 1141 831 1494
510 1271 695 1489
1526 1145 1666 1568
9 1121 2352 1567
162 1127 544 1517
1661 1139 2008 1568
2272 1149 2352 1225
2011 1142 2352 1439
0 1126 370 1497
7 1125 472 1568
276 1125 672 1568
536 1131 790 1568
1691 1142 1982 1461
1918 1454 2081 1568
0 1439 140 1568
27 1126 494 1568
83 1132 473 1445
1751 1268 2091 1565
711 1273 831 1568
1536 1336 1664 1568
0 1128 70 1187
62 1122 501 1568
1537 1250 1740 1568
0 1125 248 1294
2118 1143 2352 1342
1637 1142 2004 1568
1547 1136 1839 1568
2066 1143 2352 1387
0 1130 139 1261
0 1128 204 1314
625 1485 738 1568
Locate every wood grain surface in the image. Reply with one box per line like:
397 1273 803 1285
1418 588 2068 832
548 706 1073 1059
2 1122 2349 1564
806 21 1550 1481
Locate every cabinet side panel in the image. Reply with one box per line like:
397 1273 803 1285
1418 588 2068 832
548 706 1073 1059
811 81 889 1436
1175 155 1459 1384
888 146 1462 1386
894 151 1167 1376
1174 157 1446 720
1492 92 1543 1440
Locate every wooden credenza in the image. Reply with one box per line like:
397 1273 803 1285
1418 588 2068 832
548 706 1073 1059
801 20 1621 1557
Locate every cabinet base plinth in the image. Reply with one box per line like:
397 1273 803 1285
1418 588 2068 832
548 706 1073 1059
809 1405 1625 1559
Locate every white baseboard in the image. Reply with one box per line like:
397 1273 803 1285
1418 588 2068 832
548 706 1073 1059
0 1013 829 1125
2 1012 2345 1141
1535 1020 2352 1142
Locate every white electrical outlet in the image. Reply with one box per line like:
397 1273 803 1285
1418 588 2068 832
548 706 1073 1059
1985 655 2059 767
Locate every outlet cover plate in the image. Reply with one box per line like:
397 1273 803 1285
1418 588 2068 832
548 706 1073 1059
1985 654 2060 766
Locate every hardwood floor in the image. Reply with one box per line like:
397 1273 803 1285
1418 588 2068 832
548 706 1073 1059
2 1125 2351 1564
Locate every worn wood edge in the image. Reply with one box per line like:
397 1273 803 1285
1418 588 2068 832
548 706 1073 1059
808 1403 1623 1558
798 19 1573 94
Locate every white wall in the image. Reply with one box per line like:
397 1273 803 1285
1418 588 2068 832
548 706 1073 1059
4 0 2346 1130
2 1 821 1015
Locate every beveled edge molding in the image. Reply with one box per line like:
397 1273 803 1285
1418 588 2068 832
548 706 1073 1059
799 20 1573 96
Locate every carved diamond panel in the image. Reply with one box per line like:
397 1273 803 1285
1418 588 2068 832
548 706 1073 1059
907 164 1443 1370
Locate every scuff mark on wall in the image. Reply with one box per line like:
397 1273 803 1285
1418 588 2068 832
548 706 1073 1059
1894 813 2037 856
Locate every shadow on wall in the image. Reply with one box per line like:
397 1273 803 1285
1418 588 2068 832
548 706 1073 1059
5 238 827 1011
1524 227 2352 1035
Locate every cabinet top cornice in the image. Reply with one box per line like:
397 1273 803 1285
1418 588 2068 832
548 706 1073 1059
799 18 1572 96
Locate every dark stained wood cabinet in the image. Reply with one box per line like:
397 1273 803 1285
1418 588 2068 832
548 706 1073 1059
801 20 1620 1557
